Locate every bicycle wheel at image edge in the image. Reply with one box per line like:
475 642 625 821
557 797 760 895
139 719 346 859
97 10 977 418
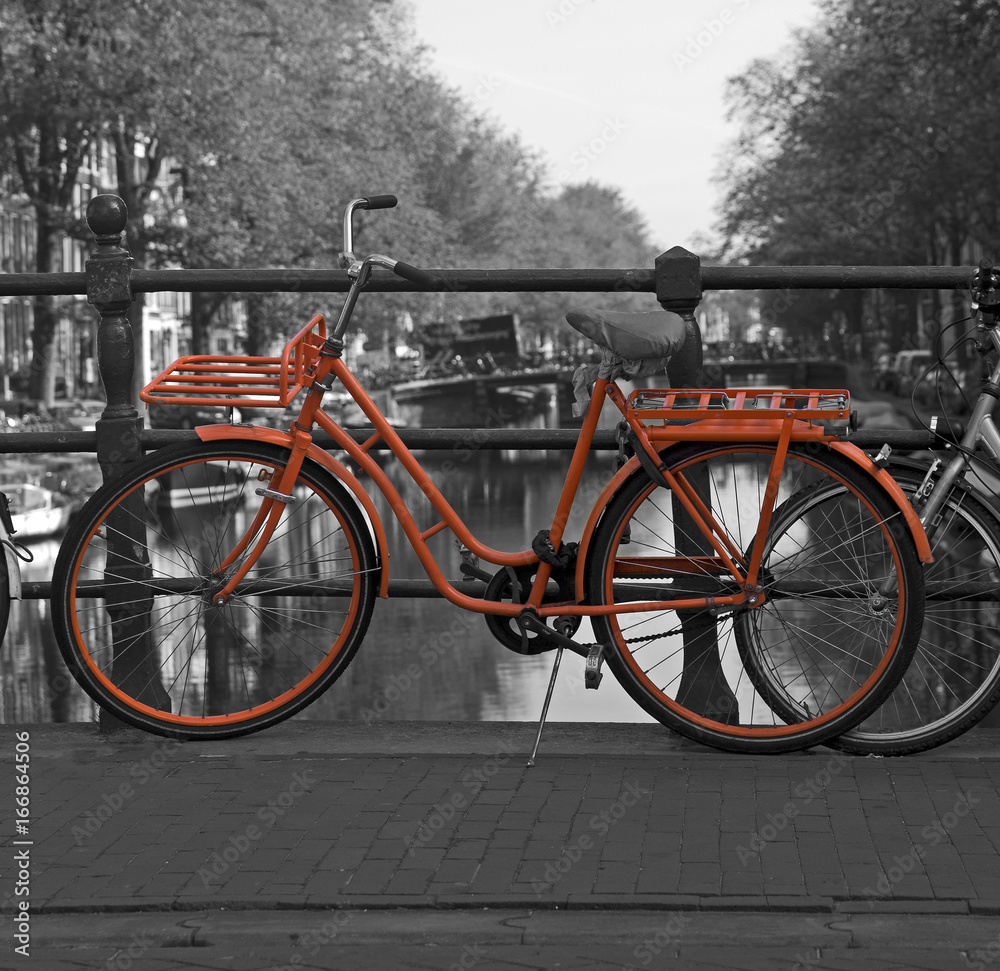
833 466 1000 754
0 541 9 648
51 440 379 738
587 441 924 754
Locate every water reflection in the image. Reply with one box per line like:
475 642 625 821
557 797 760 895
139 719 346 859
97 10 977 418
1 539 99 725
0 447 650 726
9 440 980 734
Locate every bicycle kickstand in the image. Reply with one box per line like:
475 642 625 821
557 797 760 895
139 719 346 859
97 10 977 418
523 616 581 767
527 646 563 768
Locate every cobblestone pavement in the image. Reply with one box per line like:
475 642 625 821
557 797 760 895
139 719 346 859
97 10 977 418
4 721 1000 969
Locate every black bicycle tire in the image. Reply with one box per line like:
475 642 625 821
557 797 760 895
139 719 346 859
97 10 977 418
587 441 924 754
0 542 9 649
835 465 1000 754
51 439 379 739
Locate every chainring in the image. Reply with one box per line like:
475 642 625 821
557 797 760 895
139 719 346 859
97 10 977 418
483 564 582 655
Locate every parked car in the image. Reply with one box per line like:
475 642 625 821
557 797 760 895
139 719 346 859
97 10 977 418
46 399 106 432
145 396 242 429
0 396 31 430
887 349 935 397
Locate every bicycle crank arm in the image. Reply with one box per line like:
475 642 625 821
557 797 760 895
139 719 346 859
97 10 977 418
516 610 590 659
516 611 608 688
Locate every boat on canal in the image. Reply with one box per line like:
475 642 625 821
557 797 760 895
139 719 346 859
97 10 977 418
5 483 74 539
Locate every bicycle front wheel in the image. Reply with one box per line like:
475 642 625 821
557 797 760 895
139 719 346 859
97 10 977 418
588 442 924 754
51 440 379 738
835 465 1000 754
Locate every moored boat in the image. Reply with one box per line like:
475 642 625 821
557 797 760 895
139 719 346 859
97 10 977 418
6 483 74 539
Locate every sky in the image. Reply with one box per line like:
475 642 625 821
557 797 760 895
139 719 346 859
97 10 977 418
407 0 821 252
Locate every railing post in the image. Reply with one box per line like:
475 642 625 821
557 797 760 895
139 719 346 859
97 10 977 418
86 194 141 477
85 195 168 729
656 247 739 723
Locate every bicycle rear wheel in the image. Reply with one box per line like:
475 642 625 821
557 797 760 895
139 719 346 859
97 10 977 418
588 442 924 754
51 440 379 738
834 465 1000 754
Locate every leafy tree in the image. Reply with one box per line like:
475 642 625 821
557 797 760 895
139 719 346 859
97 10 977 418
0 0 114 401
716 0 1000 355
1 0 666 397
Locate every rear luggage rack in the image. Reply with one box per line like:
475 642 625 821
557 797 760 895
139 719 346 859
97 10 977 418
628 387 851 422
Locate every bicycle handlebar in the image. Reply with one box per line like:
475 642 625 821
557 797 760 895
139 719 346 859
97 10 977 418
340 194 436 288
393 260 436 288
341 194 398 263
359 194 397 211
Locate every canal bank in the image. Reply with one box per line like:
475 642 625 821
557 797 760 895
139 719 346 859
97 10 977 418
11 721 1000 969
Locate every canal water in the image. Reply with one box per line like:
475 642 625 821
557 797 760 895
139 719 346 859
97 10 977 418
0 445 655 727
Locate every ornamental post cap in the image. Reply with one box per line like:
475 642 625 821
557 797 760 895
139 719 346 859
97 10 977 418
86 194 128 238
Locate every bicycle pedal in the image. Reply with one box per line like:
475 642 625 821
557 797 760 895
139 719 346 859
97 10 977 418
254 487 298 504
585 644 605 689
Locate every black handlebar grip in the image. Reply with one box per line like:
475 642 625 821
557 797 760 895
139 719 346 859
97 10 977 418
361 194 398 210
394 261 437 288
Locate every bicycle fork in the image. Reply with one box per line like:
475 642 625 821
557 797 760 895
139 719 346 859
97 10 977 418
210 427 313 605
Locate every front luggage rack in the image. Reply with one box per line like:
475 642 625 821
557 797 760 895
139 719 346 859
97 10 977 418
141 314 327 409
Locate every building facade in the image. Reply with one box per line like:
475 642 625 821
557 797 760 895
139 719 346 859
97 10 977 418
0 141 245 406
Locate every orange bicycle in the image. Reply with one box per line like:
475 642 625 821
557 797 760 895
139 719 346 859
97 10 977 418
51 195 930 754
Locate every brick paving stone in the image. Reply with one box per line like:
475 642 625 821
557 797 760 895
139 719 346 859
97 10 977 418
495 811 536 830
592 861 638 894
474 789 514 805
446 840 489 860
430 859 480 885
676 863 721 896
14 721 1000 954
336 828 382 848
491 829 530 848
342 860 398 894
467 857 521 894
636 867 682 894
464 802 504 821
522 839 566 860
382 868 433 895
271 860 316 884
448 821 494 841
721 871 767 895
379 820 420 840
318 846 367 869
602 841 644 863
398 847 446 870
365 839 408 861
680 840 720 864
302 868 353 896
804 872 850 897
836 842 880 865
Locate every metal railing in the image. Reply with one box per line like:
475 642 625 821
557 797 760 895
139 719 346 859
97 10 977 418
3 193 966 602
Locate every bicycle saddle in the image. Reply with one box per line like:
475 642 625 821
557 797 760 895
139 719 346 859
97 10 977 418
565 307 687 362
566 308 691 416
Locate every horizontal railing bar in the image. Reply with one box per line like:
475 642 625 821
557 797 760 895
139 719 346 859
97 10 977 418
18 575 986 602
0 265 979 299
20 577 487 600
130 268 655 294
0 426 944 455
0 272 87 297
702 265 976 290
133 265 980 293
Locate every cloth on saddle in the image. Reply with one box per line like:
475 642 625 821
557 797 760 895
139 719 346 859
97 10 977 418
566 307 689 416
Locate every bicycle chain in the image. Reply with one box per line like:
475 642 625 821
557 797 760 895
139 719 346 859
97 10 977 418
576 627 677 650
